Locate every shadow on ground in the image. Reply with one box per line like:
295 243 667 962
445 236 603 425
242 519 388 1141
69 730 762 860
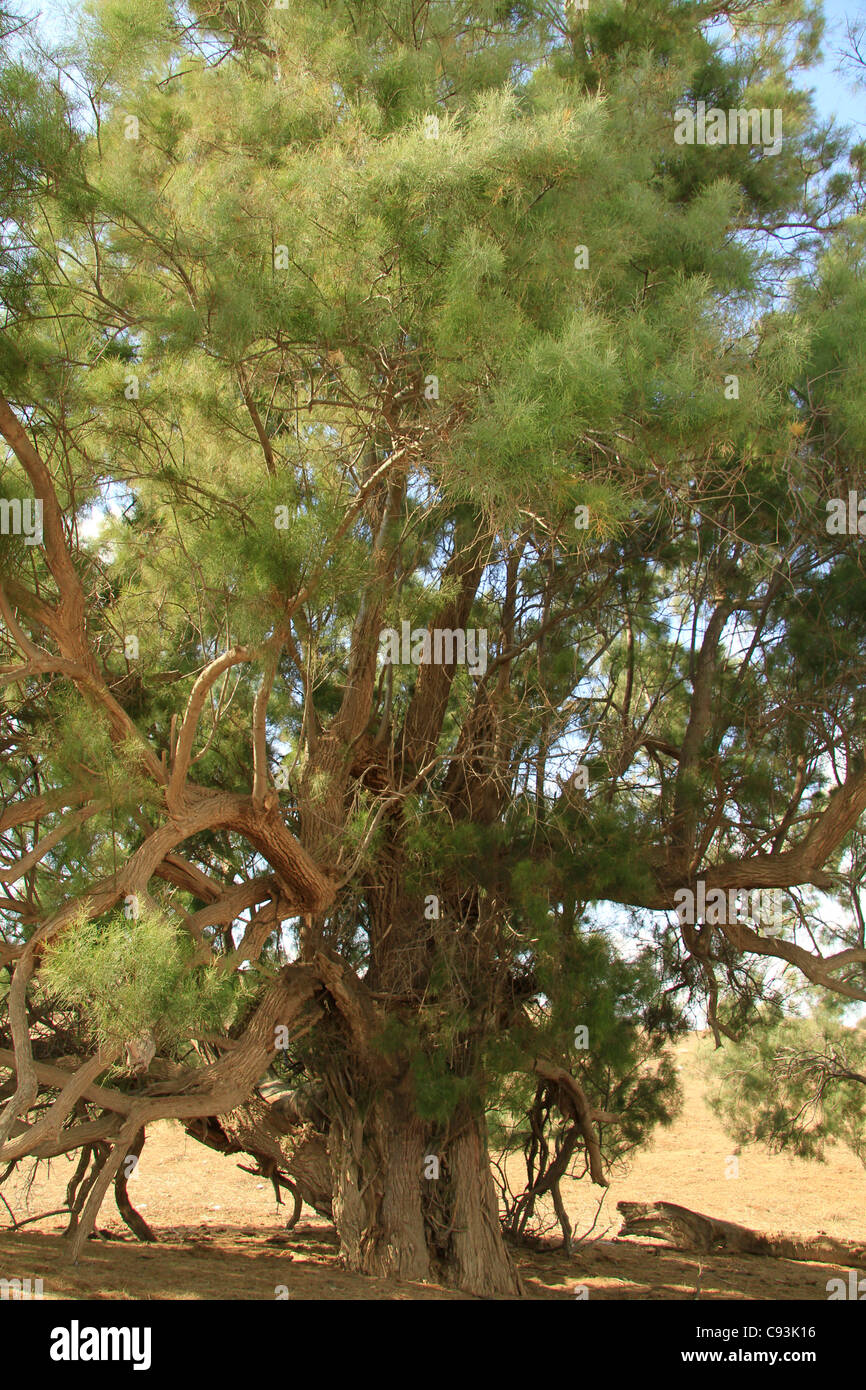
0 1225 849 1301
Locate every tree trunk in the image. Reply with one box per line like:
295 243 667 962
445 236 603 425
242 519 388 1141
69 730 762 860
447 1116 524 1295
330 1090 522 1297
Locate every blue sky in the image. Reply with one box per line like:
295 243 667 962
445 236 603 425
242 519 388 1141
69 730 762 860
14 0 866 135
805 0 866 129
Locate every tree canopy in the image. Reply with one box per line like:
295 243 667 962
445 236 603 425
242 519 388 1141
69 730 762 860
1 0 865 1294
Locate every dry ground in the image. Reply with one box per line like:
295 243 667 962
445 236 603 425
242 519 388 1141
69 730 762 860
1 1032 864 1300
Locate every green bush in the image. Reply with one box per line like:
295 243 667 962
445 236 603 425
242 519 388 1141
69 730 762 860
704 1007 866 1166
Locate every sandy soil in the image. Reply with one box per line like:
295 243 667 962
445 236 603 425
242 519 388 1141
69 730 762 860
1 1032 863 1300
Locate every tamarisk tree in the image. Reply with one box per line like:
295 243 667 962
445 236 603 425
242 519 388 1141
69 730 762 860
1 0 866 1294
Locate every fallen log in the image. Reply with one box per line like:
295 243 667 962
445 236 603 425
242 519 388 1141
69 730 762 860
617 1200 866 1270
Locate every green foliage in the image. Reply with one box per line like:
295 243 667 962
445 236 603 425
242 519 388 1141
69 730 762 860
705 1006 866 1166
2 0 866 1240
488 928 684 1168
40 906 242 1056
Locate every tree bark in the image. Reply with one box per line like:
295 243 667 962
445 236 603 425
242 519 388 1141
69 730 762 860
183 1099 333 1221
113 1127 156 1242
330 1089 522 1296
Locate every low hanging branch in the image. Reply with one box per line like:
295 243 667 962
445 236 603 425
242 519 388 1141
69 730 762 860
0 955 339 1256
532 1059 619 1187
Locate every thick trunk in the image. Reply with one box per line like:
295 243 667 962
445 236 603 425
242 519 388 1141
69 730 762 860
330 1092 522 1297
447 1118 523 1295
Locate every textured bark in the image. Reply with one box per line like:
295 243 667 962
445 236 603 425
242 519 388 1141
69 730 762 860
330 1092 430 1284
447 1116 523 1295
222 1095 333 1220
330 1090 521 1296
